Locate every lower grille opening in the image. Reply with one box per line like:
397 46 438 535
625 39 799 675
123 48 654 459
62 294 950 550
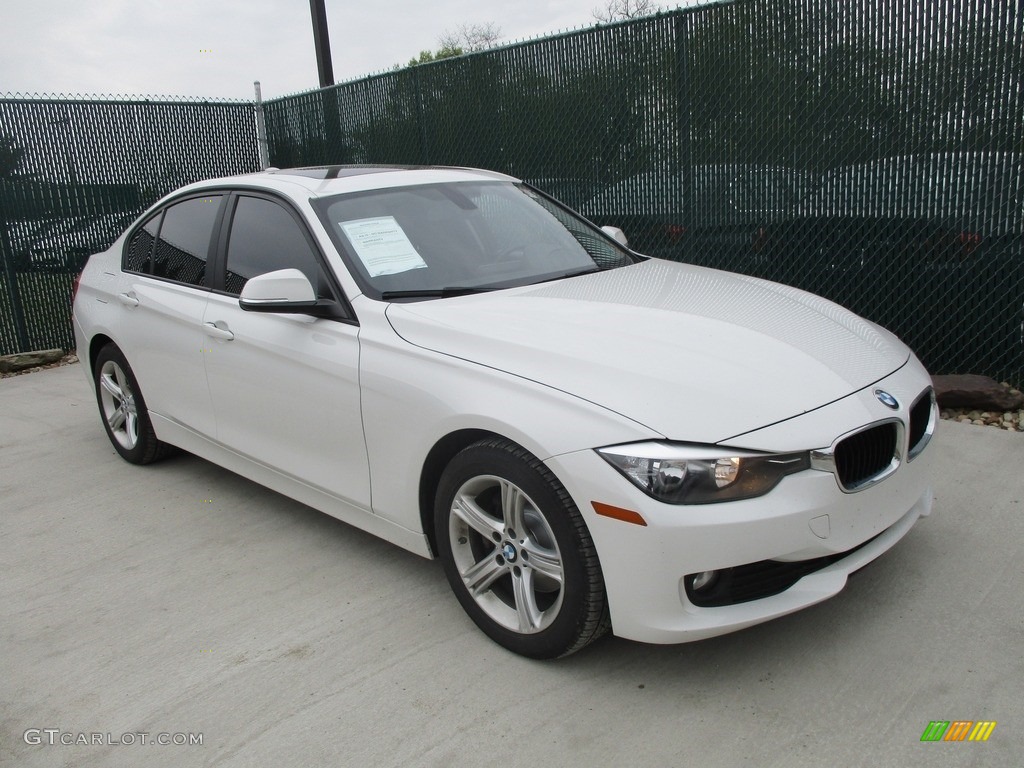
685 535 878 607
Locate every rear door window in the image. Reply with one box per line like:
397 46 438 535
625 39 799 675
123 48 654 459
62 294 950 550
150 196 222 287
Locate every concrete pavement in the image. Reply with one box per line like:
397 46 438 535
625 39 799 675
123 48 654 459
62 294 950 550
2 363 1022 767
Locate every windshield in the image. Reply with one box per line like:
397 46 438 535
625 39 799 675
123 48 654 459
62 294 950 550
315 181 637 299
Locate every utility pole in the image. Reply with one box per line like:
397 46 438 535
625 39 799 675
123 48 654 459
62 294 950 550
309 0 342 162
309 0 335 88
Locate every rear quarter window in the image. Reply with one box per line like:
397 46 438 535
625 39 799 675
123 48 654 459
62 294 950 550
123 215 159 273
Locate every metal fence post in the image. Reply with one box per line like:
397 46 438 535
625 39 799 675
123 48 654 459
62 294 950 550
0 194 31 352
254 81 270 170
414 68 429 165
674 10 693 265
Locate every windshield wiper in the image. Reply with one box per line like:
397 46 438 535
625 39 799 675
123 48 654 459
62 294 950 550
380 267 601 300
534 266 601 284
379 286 497 300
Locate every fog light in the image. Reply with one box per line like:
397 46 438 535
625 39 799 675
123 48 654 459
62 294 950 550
691 570 718 591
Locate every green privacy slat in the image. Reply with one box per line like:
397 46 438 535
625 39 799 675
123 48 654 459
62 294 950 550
1 96 259 355
1 1 1021 385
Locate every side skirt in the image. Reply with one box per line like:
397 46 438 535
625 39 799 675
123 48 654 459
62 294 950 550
150 414 434 559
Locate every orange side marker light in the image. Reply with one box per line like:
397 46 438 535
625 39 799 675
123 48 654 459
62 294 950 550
592 501 647 527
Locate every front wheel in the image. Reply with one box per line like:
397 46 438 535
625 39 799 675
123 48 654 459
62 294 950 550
435 438 609 658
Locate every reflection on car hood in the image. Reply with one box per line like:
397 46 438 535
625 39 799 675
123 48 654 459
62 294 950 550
385 259 910 444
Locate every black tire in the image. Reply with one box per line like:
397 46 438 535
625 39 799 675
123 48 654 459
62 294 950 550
93 343 170 465
435 438 609 658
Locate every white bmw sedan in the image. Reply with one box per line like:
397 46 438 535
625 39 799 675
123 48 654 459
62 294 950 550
73 166 936 658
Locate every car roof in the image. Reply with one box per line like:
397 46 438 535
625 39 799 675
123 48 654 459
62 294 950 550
172 165 519 200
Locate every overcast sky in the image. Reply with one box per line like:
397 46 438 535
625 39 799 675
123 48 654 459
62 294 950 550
1 1 708 102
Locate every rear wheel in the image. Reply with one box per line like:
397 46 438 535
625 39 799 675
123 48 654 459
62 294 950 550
435 438 609 658
93 343 170 464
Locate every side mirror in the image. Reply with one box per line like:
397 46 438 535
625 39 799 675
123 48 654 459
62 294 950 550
601 225 629 248
239 268 319 313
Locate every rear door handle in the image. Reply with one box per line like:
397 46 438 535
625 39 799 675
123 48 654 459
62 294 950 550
117 292 139 308
203 322 234 341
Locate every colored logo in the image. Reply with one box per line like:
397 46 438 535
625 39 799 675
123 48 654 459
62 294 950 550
921 721 996 742
874 389 899 409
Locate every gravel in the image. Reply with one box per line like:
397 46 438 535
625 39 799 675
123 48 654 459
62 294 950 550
0 352 80 379
941 407 1024 432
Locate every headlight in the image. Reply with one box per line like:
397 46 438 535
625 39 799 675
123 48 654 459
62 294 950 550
597 442 810 504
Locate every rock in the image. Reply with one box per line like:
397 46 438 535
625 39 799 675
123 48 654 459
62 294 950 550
0 349 65 373
932 374 1024 411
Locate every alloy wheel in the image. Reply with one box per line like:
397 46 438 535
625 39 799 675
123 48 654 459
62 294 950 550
98 360 139 451
448 474 565 634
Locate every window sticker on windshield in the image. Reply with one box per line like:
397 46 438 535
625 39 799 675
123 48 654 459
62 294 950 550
339 216 427 277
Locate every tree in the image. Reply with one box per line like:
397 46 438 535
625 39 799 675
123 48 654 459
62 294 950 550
439 23 502 53
407 44 464 67
404 23 502 67
593 0 662 23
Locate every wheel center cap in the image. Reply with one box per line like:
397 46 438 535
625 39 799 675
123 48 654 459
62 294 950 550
502 543 517 563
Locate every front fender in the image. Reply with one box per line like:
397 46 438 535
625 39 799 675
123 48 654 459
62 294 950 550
356 316 661 533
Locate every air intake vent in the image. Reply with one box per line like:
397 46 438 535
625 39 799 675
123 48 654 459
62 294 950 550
834 422 898 490
685 535 878 607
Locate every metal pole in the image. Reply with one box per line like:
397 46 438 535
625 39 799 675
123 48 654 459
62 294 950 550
0 193 31 353
674 10 693 264
254 81 270 170
309 0 335 89
415 68 428 165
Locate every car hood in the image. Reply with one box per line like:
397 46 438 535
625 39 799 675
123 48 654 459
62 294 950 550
385 259 910 444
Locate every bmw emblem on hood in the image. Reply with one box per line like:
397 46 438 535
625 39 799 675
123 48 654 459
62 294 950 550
874 389 899 410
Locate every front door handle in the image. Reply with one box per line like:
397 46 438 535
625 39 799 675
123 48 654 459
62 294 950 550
203 322 234 341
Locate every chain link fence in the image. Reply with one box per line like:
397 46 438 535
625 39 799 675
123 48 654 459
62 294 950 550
265 0 1023 383
2 0 1022 383
0 95 259 354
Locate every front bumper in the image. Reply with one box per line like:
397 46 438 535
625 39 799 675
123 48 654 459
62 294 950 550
546 368 935 645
